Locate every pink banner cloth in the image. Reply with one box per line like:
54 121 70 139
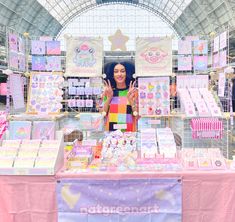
1 171 235 222
0 175 57 222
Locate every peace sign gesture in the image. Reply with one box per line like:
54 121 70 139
103 79 113 100
127 80 137 106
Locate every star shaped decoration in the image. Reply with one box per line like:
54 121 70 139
108 29 129 51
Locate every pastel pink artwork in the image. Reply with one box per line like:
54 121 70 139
141 47 168 64
9 52 18 69
219 50 227 68
46 41 61 55
213 53 220 68
193 40 208 54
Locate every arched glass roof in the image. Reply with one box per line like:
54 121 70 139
57 4 179 51
36 0 193 26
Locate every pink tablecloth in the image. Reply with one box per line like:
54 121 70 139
1 170 235 222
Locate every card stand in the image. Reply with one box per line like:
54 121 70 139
0 131 64 175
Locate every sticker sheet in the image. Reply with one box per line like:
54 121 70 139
27 72 64 114
138 77 170 116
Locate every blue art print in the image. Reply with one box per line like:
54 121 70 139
46 56 61 71
73 43 96 67
32 56 46 71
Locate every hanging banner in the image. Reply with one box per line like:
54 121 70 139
193 40 208 54
219 31 227 50
57 178 182 222
65 37 103 77
193 55 208 71
135 37 172 76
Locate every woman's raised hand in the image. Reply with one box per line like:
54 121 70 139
103 80 113 100
127 80 137 105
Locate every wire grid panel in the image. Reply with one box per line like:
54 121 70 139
170 117 229 156
63 76 103 113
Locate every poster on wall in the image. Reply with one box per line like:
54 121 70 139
193 56 208 71
178 40 192 54
65 37 103 77
193 40 208 54
27 72 64 114
32 56 46 71
177 55 192 71
46 41 61 55
46 56 62 71
135 37 172 76
138 77 170 116
57 178 182 222
213 53 220 69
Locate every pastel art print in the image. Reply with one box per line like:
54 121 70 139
9 52 18 69
8 33 18 52
193 56 208 71
138 77 170 116
31 40 46 55
135 37 172 76
46 41 61 55
32 56 46 71
193 40 208 55
46 56 62 71
27 72 64 114
177 55 192 71
65 37 103 77
178 40 192 55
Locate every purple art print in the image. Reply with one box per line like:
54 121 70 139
32 56 46 71
177 55 192 71
46 41 61 55
8 33 18 52
18 37 25 53
18 55 26 71
219 50 227 68
9 52 18 69
46 56 61 71
57 178 182 222
193 56 208 71
213 53 219 69
193 40 208 54
31 40 46 55
178 40 192 55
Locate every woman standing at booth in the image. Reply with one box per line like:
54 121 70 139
102 62 138 131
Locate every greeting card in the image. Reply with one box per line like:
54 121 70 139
46 41 61 55
32 121 55 140
31 40 46 55
9 121 31 140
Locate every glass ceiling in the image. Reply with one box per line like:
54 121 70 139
36 0 193 25
57 4 178 51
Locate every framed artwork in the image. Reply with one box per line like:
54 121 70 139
31 40 46 55
46 41 61 55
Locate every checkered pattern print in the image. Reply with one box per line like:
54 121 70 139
105 89 135 132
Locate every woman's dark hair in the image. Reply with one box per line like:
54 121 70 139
104 61 135 88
